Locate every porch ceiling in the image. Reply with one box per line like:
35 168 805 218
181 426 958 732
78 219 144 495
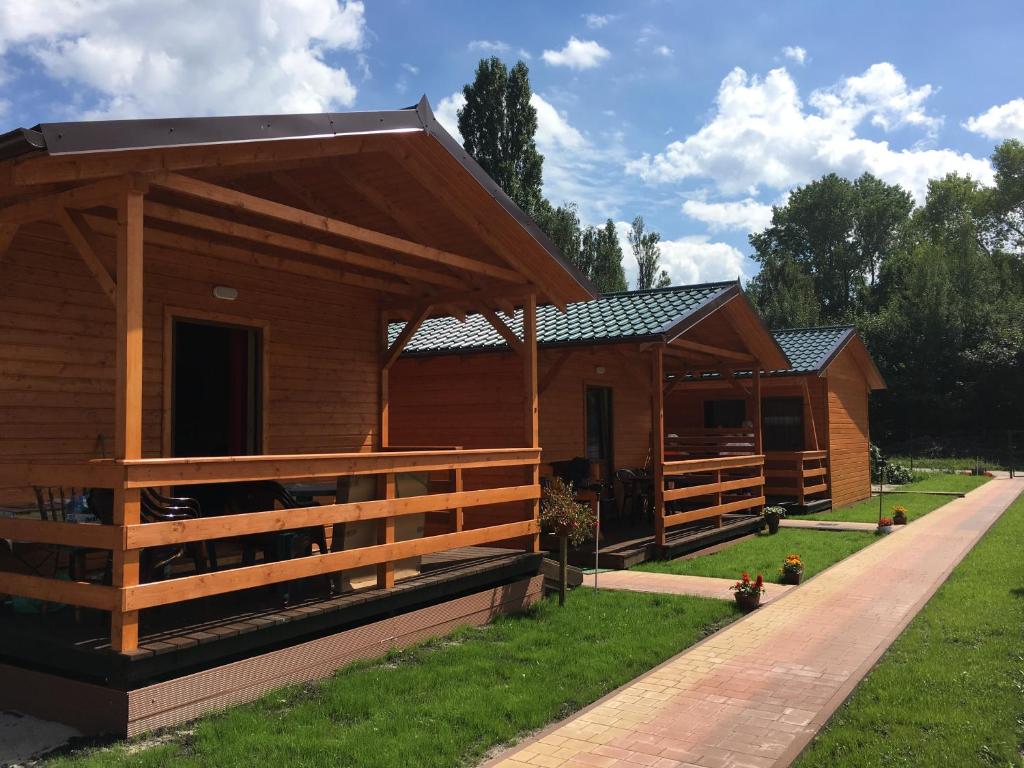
0 98 596 317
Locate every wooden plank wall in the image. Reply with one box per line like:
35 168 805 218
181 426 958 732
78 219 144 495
825 349 872 506
0 220 380 504
389 344 653 530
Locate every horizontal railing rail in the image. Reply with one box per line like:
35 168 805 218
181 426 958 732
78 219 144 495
664 431 756 459
656 454 765 532
0 447 542 653
764 450 829 503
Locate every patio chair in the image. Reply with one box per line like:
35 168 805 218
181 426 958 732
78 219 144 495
139 488 208 581
614 469 652 525
32 486 111 585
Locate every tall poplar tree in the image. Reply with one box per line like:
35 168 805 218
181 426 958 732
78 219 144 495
457 58 544 218
629 216 670 289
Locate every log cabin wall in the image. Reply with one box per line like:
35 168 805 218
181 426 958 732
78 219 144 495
825 347 872 507
389 343 652 531
0 219 380 504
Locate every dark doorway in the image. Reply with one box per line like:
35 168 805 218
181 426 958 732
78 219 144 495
585 386 614 481
172 319 262 457
763 397 805 451
704 398 746 429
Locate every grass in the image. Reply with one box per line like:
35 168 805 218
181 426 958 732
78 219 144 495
795 489 1024 768
46 589 737 768
802 474 991 524
634 528 875 583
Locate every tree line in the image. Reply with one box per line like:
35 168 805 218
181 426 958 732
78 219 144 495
746 145 1024 453
456 58 670 292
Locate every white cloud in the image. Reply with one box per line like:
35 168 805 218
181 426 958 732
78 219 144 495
583 14 616 29
682 198 773 233
964 98 1024 140
434 92 465 140
402 63 419 75
614 221 747 286
654 45 674 57
467 40 510 54
0 0 366 118
782 46 806 65
542 37 610 70
627 63 993 202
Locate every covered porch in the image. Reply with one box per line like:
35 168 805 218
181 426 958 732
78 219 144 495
0 99 593 691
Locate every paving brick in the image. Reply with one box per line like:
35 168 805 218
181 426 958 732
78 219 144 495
484 478 1023 768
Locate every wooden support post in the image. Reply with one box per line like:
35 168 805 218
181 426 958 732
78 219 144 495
452 467 464 532
379 312 391 450
376 472 396 589
111 185 145 653
752 367 763 455
714 469 723 528
522 294 540 552
650 348 666 547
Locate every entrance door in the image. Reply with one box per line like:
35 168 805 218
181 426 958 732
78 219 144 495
585 386 614 482
172 319 262 457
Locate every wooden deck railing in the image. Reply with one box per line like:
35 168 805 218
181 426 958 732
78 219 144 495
764 450 829 504
0 447 540 653
654 454 765 538
664 430 756 459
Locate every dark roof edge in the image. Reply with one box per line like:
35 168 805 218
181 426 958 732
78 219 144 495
772 323 856 334
398 334 662 359
0 127 46 162
413 96 597 300
601 279 737 299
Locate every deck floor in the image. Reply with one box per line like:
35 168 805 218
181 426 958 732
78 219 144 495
0 546 540 687
550 514 765 570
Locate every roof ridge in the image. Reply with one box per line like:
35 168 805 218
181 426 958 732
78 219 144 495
597 280 737 299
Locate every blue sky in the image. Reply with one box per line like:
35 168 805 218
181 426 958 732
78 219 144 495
2 1 1023 285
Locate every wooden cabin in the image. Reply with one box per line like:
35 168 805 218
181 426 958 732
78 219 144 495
666 326 886 510
390 282 790 566
0 98 595 735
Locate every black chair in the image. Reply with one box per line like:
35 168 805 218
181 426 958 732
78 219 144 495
139 488 207 581
615 469 652 525
32 486 111 586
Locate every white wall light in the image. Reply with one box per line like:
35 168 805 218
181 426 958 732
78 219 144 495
213 285 239 301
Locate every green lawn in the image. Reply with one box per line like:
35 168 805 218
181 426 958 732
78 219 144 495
634 528 875 583
889 455 1008 472
47 590 737 768
795 489 1024 768
802 474 990 524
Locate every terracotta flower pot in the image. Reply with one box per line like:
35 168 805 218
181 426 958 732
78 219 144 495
734 592 761 611
781 570 803 585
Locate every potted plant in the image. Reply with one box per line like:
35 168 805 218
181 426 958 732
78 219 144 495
763 505 786 535
731 571 764 611
541 477 597 606
876 516 895 534
892 505 908 525
779 553 804 585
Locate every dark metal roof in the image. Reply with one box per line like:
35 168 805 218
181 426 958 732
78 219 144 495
0 97 596 300
771 325 856 374
392 282 740 354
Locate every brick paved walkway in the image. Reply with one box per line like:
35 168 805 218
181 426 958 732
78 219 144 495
488 477 1023 768
586 571 794 603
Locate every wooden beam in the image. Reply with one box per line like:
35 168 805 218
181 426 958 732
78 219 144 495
56 208 116 305
672 338 755 363
143 200 461 290
382 305 431 370
384 284 539 313
651 348 666 548
0 176 131 225
803 379 820 450
752 367 763 455
149 172 528 284
522 293 540 552
85 212 415 296
481 308 524 355
112 184 144 654
10 133 392 187
377 472 396 589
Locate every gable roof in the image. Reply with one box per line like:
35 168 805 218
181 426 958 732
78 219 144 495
771 325 886 388
0 96 596 307
395 281 740 354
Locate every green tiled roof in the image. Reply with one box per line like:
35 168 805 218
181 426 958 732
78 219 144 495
771 326 855 374
393 282 737 354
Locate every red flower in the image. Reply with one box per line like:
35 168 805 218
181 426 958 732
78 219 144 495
755 575 764 587
741 571 750 582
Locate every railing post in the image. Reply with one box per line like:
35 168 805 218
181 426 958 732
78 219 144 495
522 294 540 552
650 348 666 547
111 182 145 654
377 471 396 589
452 467 464 532
714 468 723 528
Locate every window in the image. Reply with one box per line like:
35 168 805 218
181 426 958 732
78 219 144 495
703 399 746 429
762 397 805 451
